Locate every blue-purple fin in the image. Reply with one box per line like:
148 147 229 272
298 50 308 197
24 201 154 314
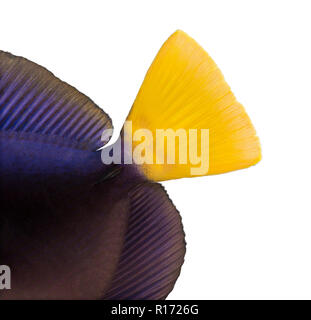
103 182 186 300
0 51 112 151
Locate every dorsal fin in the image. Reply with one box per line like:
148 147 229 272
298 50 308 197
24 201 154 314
0 51 112 151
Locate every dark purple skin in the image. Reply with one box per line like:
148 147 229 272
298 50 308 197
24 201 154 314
0 51 186 300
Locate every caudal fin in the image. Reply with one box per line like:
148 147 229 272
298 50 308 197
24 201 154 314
124 30 261 181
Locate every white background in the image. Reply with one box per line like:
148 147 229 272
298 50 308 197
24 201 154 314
1 0 311 299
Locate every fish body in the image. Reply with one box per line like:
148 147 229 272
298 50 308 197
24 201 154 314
0 31 260 299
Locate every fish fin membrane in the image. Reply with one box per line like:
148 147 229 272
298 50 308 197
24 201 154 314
125 30 261 181
103 182 185 300
0 51 112 151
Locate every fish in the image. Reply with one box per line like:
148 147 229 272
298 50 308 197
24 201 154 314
0 30 261 299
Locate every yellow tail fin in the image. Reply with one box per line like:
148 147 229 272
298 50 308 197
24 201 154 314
125 30 261 181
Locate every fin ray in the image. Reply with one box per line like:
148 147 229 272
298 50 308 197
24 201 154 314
0 51 112 150
103 182 185 300
125 30 261 181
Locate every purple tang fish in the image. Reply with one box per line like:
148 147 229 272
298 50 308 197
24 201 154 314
0 30 261 299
